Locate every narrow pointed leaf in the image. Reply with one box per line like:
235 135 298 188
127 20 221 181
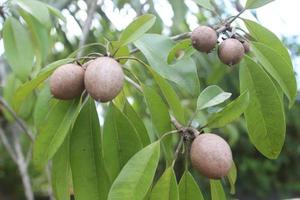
179 171 204 200
210 180 226 200
245 0 274 9
227 163 237 195
167 39 195 64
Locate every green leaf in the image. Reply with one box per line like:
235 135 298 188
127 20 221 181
192 0 215 11
15 0 51 27
150 167 179 200
52 135 70 200
102 103 143 183
107 142 160 200
70 98 109 200
167 39 195 64
143 85 173 165
243 19 292 67
210 180 226 200
197 85 232 110
12 58 74 111
33 85 52 128
245 0 274 9
179 171 204 200
123 101 151 146
119 14 156 47
3 17 34 82
108 41 130 64
47 5 66 22
206 91 250 128
251 42 297 107
240 56 285 159
134 34 200 97
227 163 237 195
33 99 81 169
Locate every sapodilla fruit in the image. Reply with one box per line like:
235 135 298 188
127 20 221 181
50 63 85 100
218 38 245 65
191 26 218 53
190 133 233 179
84 57 124 102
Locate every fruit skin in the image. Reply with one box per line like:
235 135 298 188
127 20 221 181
190 133 233 179
50 63 85 100
191 26 218 53
84 57 124 102
242 40 250 53
218 38 245 65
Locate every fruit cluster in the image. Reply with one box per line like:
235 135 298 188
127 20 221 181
191 25 250 65
50 57 124 102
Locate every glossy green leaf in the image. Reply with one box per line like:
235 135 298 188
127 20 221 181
197 85 232 110
108 41 129 64
102 103 143 182
245 0 274 9
150 167 179 200
123 101 150 146
251 42 297 107
206 91 249 128
108 142 160 200
143 85 173 165
47 5 66 22
33 85 52 128
227 163 237 195
243 19 292 66
3 17 34 82
15 0 51 27
70 98 109 200
52 135 70 200
192 0 215 11
119 14 156 47
33 99 80 169
134 34 200 97
12 58 74 111
179 171 204 200
240 56 285 159
167 39 195 64
210 180 226 200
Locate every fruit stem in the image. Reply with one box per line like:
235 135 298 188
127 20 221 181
172 137 184 167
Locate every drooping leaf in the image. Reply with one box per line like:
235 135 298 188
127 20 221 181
227 162 237 195
33 98 81 169
240 56 285 159
192 0 215 12
47 5 66 22
197 85 232 110
107 142 160 200
245 0 274 9
102 103 143 183
52 135 71 200
178 171 204 200
70 98 109 200
3 17 34 82
206 91 250 128
210 180 226 200
123 101 151 146
119 14 156 47
167 39 195 64
150 167 179 200
251 42 297 107
33 85 52 128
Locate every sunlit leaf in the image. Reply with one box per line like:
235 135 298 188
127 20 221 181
245 0 274 9
167 39 195 64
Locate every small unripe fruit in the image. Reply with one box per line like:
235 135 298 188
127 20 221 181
50 64 85 100
218 38 245 65
190 133 233 179
191 26 218 53
84 57 124 102
242 40 250 53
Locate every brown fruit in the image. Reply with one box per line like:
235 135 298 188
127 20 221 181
50 63 85 100
218 38 245 65
82 59 94 70
190 133 233 179
191 26 218 53
84 57 124 102
242 40 250 53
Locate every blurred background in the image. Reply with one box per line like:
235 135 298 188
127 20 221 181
0 0 299 199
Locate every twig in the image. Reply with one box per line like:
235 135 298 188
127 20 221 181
172 137 183 167
125 76 142 92
0 127 17 162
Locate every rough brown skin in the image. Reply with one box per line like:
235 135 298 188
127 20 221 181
191 26 218 53
50 63 85 100
84 57 124 102
242 40 250 53
218 38 245 65
190 133 233 179
82 59 94 70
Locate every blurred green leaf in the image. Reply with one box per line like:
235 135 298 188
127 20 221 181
167 39 195 64
33 85 52 128
47 4 66 22
240 56 285 159
227 162 237 195
197 85 232 110
150 167 179 200
245 0 274 9
179 171 204 200
3 17 34 82
108 142 160 200
192 0 215 11
210 180 226 200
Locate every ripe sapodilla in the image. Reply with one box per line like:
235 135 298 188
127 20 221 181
50 63 85 100
218 38 245 65
84 57 124 102
190 133 233 179
191 26 218 53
